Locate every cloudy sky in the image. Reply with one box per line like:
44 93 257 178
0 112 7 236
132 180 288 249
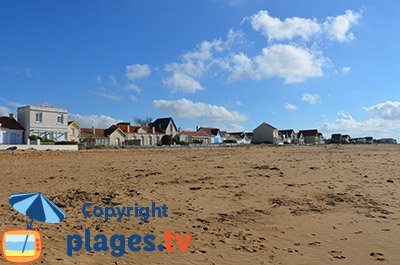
1 1 399 139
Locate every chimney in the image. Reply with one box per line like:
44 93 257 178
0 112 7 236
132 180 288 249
9 113 14 119
92 126 95 135
152 126 155 134
127 125 130 133
196 126 199 131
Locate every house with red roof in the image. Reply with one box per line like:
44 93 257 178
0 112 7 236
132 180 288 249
178 130 211 144
114 122 163 146
298 129 323 145
0 114 25 144
80 126 126 147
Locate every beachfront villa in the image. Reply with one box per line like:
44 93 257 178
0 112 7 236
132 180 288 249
114 122 162 146
80 126 126 147
68 121 81 142
0 114 25 145
224 132 252 145
178 130 211 144
299 129 322 145
197 127 225 144
252 123 280 144
149 117 178 137
17 105 69 143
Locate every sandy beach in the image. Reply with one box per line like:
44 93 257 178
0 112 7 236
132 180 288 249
0 145 399 264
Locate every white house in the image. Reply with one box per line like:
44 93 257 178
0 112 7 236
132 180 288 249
0 114 25 145
299 129 321 145
149 117 178 137
225 132 251 145
197 127 225 144
252 123 280 144
178 130 211 144
17 105 69 143
279 129 297 144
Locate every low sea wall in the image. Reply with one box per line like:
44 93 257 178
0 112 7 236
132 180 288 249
0 145 79 151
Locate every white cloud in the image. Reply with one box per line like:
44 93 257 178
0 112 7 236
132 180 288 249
90 90 122 101
163 40 222 93
0 106 11 116
163 30 244 93
302 93 321 104
284 103 298 110
70 114 121 128
230 44 325 83
126 64 152 80
250 10 321 41
363 101 400 120
230 52 255 80
125 83 142 94
163 72 203 93
341 66 352 74
323 10 361 42
250 9 361 43
153 98 247 122
322 101 400 139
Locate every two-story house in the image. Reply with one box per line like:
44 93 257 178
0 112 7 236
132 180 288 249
252 122 280 144
17 105 69 143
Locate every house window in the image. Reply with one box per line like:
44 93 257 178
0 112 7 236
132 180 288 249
57 114 64 124
35 113 43 123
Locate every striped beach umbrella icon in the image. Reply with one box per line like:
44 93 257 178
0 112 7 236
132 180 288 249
9 192 66 225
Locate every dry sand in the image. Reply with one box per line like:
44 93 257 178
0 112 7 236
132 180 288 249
0 145 399 264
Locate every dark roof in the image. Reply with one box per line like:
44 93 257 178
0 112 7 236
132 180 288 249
198 127 221 137
228 132 248 139
299 129 319 137
244 132 253 139
68 121 80 127
104 125 125 137
0 116 24 130
149 117 177 133
279 129 295 136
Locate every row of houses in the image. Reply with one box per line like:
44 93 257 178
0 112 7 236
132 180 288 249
3 104 396 147
330 133 397 144
252 123 324 145
0 105 325 146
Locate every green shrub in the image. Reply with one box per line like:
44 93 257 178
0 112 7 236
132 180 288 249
29 135 42 140
54 141 78 145
161 135 173 145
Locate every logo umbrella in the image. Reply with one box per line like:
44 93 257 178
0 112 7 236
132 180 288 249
9 192 66 253
9 192 66 225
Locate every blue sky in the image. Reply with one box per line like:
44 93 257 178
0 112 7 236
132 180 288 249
1 0 400 138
